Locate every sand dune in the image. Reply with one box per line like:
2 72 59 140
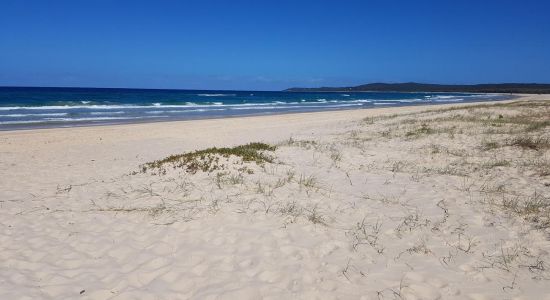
1 95 550 299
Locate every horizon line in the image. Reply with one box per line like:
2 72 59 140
2 81 550 93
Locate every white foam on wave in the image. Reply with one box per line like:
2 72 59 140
434 98 464 102
165 108 225 113
140 108 230 115
375 99 424 103
397 99 425 103
89 111 125 115
167 109 206 113
44 117 137 122
197 94 236 97
230 104 362 110
0 116 169 124
41 116 169 122
0 120 47 125
424 94 497 101
0 104 223 110
0 113 68 118
145 111 165 114
0 105 129 110
184 102 225 107
431 95 456 99
348 99 372 103
428 95 472 101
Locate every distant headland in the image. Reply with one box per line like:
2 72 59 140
284 82 550 94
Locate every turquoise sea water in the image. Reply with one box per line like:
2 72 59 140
0 87 514 130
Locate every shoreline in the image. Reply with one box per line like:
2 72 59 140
0 94 523 133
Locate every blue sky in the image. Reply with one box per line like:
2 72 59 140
1 0 549 90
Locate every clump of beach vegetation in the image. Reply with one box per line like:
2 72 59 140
139 142 276 174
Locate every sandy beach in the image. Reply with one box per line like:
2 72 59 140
1 95 549 299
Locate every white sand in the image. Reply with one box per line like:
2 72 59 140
1 95 550 299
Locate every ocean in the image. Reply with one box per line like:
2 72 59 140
0 87 514 130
